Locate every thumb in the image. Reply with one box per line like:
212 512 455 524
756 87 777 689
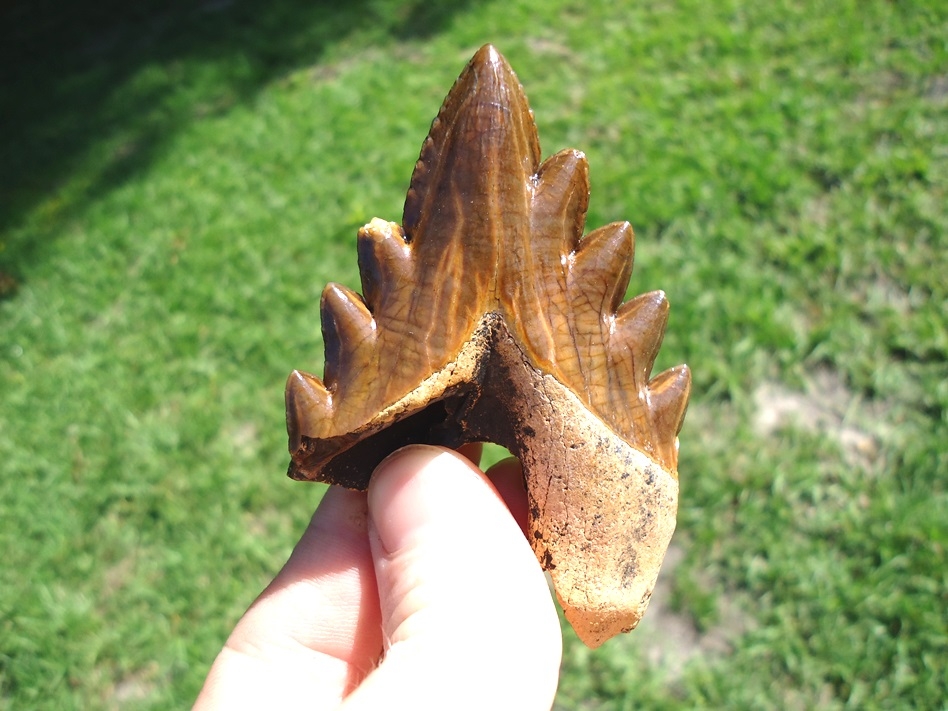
340 445 561 710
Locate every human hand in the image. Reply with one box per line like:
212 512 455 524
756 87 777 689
195 445 562 710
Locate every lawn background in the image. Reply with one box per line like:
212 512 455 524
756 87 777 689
1 0 945 708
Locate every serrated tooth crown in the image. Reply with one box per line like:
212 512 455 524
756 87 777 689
290 43 690 475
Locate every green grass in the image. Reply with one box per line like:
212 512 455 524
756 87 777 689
2 0 946 708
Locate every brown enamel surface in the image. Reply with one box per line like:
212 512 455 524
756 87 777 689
285 45 691 647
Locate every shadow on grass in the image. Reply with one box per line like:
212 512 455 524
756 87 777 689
0 0 478 280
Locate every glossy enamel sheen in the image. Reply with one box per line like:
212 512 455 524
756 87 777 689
284 45 691 647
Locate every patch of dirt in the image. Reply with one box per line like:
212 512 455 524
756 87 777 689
108 663 159 708
525 37 578 61
101 555 137 599
753 367 887 470
927 74 948 100
621 368 888 681
629 544 749 680
227 420 260 460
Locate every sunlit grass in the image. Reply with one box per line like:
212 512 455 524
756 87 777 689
1 0 945 708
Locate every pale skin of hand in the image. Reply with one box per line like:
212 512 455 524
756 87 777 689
195 444 562 710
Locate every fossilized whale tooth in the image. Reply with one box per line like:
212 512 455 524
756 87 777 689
285 44 691 648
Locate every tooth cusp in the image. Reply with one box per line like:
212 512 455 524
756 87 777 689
614 290 670 383
645 364 692 471
357 219 412 310
285 370 331 453
570 222 634 315
320 283 377 389
532 149 590 255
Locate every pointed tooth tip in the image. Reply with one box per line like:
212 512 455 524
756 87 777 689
644 289 669 312
649 363 692 394
405 43 537 231
286 369 330 406
287 368 326 392
285 372 304 454
615 221 634 253
587 221 634 253
619 290 669 323
468 43 521 91
642 363 690 475
285 370 330 454
473 43 506 68
539 148 588 176
572 222 636 289
648 364 692 435
321 282 374 326
322 281 351 303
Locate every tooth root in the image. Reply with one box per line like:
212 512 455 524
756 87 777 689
532 149 589 255
321 283 377 390
570 221 634 315
614 291 670 384
647 364 692 470
285 370 331 453
357 218 412 311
